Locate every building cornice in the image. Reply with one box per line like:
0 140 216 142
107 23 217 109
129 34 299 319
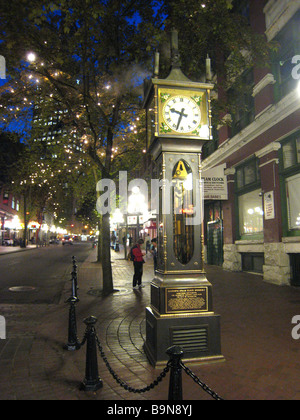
202 90 300 171
252 73 276 98
264 0 300 41
255 142 281 159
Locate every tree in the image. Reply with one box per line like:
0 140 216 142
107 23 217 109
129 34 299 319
161 0 276 126
0 132 24 188
0 0 165 295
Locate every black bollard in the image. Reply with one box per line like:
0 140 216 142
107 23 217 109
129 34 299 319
166 346 184 401
71 270 78 298
71 256 78 298
64 296 81 351
80 316 103 392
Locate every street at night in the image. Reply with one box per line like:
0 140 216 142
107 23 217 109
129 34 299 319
0 242 92 304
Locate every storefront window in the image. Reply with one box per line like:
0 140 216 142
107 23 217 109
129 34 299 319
172 160 194 265
286 173 300 230
238 189 264 236
280 132 300 236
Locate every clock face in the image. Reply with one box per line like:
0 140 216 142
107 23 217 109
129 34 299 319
162 95 201 134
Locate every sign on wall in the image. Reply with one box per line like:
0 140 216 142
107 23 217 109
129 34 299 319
202 164 228 200
264 191 275 220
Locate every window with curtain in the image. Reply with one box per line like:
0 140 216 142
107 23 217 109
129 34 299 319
238 189 264 236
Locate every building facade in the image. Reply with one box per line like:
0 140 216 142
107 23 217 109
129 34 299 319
202 0 300 286
0 189 22 245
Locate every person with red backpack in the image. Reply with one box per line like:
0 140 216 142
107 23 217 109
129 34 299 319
131 239 145 290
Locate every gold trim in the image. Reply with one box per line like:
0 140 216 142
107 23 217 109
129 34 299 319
150 306 214 319
158 87 209 139
155 269 206 275
162 153 168 272
154 85 159 137
198 153 205 270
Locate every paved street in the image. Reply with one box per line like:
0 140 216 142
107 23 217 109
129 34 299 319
0 242 92 304
0 245 300 401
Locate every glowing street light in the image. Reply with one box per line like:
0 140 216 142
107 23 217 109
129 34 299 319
128 186 148 215
26 52 37 63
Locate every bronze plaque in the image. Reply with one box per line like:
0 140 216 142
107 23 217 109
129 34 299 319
165 287 208 314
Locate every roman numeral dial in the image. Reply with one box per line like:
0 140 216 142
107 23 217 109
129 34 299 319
162 95 201 134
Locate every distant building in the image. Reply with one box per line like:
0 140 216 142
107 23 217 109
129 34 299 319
0 189 22 245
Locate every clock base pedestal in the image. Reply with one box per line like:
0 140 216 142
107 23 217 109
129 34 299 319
144 277 224 367
144 307 224 368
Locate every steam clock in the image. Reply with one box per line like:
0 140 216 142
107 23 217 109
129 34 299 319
143 31 223 366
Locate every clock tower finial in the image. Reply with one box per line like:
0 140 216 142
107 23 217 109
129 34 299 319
170 29 181 70
166 29 189 82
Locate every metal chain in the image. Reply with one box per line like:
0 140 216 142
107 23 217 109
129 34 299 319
95 333 170 394
180 362 224 401
79 326 89 348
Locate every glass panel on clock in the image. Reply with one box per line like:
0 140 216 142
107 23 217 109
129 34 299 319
172 160 194 265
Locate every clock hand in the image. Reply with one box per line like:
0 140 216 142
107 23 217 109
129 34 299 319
176 108 188 130
170 108 181 116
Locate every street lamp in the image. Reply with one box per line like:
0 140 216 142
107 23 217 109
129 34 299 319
26 52 37 63
128 186 149 242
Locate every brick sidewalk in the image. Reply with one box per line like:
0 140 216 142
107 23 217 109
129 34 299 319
1 247 300 400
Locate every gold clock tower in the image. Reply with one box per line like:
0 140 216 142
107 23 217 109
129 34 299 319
143 31 223 367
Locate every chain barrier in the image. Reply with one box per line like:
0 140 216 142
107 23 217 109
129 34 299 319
94 330 170 394
180 362 224 401
67 256 224 400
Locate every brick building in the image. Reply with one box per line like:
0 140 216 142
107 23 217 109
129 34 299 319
202 0 300 286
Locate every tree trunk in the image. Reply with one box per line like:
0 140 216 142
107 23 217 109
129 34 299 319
22 193 27 248
101 212 114 296
97 217 102 263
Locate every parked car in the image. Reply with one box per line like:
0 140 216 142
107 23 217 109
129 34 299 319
62 236 73 245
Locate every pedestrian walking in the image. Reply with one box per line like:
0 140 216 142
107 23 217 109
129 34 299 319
150 238 158 274
131 239 145 290
145 234 151 254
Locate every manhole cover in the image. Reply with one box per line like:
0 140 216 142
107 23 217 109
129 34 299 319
9 286 37 292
